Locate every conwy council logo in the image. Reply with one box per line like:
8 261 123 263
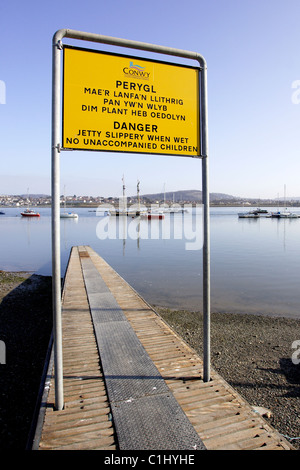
123 61 150 79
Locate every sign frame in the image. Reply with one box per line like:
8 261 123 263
51 29 210 411
62 45 201 158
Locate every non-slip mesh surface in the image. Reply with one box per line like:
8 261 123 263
81 255 206 450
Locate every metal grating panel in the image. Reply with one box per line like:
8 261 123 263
81 254 206 450
88 293 126 323
81 258 110 294
111 394 206 450
93 321 169 402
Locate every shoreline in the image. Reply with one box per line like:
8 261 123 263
0 271 299 450
156 306 300 449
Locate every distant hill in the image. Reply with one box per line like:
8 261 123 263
20 194 50 199
139 190 238 203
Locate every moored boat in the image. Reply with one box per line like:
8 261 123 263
60 212 78 218
141 211 165 220
60 186 78 219
238 208 269 218
271 210 299 218
21 208 40 217
238 212 260 218
21 188 40 217
253 208 268 214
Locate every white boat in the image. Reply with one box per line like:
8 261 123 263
159 184 188 213
270 185 299 218
271 210 299 218
277 211 291 218
161 206 188 214
60 211 78 218
60 186 78 219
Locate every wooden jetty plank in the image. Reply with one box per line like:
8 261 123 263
85 245 294 451
35 247 116 450
34 246 294 451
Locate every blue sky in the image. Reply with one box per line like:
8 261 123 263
1 0 300 199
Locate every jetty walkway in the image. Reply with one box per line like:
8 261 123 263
31 246 293 450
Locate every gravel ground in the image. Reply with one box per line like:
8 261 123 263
156 306 300 450
0 271 299 450
0 272 52 450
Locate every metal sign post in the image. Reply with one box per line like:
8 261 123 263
51 29 210 410
51 36 63 410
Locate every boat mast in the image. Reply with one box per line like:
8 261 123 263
284 184 286 210
64 185 66 212
137 179 140 212
122 174 127 212
122 174 125 199
26 187 30 210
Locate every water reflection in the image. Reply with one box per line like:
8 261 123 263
0 206 300 318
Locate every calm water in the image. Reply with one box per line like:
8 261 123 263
1 205 300 319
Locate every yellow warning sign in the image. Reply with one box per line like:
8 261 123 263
62 46 200 156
